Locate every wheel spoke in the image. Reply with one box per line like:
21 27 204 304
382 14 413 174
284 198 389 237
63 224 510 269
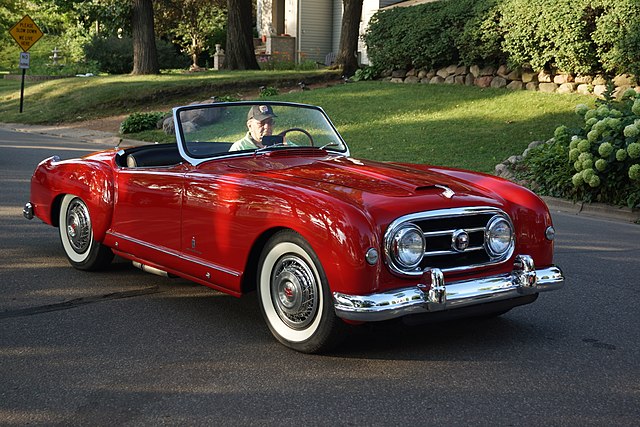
271 255 318 329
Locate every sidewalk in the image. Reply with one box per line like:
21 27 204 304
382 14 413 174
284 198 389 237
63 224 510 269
2 121 639 224
0 122 143 147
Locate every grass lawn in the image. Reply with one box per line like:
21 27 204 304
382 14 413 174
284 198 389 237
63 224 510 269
0 72 594 172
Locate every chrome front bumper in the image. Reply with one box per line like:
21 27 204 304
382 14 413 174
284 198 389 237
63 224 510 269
333 255 564 322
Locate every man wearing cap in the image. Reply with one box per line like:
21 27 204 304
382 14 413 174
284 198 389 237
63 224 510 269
229 105 277 151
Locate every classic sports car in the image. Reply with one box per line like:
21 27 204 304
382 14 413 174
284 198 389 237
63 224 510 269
24 101 564 353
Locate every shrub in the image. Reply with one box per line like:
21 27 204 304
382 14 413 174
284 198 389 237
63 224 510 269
518 93 640 208
120 112 166 134
84 36 133 74
85 36 189 74
352 66 378 81
363 0 640 76
259 86 279 98
364 0 482 70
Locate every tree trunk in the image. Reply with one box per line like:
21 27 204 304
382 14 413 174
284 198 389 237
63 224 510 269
336 0 364 77
132 0 160 75
224 0 259 70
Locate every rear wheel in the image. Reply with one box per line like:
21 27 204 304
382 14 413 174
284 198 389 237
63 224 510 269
59 195 114 271
257 230 345 353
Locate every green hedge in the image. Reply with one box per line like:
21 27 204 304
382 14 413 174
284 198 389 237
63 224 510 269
364 0 640 77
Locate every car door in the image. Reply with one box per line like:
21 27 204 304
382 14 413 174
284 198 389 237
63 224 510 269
110 163 188 270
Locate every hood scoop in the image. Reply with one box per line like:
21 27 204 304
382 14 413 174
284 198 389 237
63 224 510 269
415 184 456 198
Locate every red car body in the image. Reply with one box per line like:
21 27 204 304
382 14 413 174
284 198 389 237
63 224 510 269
25 101 563 352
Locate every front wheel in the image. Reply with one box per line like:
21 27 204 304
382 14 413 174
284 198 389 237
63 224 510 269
257 230 345 353
59 194 114 271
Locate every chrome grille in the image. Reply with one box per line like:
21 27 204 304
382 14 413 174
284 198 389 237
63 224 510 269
384 207 514 277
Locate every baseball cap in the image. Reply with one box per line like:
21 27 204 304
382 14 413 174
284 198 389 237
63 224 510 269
248 105 277 121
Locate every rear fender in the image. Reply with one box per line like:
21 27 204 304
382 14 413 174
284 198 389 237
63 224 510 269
31 157 114 242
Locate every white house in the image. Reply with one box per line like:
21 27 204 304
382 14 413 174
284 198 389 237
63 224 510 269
256 0 413 65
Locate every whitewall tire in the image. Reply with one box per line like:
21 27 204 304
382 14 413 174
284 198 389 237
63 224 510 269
257 230 345 353
59 194 113 271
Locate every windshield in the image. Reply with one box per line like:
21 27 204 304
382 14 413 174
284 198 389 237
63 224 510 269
174 102 348 163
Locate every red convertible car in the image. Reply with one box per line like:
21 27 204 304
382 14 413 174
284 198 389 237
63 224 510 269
24 101 564 353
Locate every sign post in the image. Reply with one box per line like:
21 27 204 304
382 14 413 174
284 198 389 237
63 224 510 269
9 15 43 113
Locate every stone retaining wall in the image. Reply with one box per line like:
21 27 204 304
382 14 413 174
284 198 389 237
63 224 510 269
383 65 640 98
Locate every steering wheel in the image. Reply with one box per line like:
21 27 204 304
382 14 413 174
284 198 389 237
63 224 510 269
277 128 314 147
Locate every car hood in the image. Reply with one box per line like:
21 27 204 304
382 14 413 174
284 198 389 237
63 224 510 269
223 153 504 209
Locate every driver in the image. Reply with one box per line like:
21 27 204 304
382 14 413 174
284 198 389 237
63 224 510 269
229 105 277 151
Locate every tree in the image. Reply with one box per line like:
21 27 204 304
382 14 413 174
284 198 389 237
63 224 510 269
156 0 226 69
336 0 364 77
224 0 259 70
131 0 159 74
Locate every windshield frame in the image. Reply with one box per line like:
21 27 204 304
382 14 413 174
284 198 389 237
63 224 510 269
173 101 350 166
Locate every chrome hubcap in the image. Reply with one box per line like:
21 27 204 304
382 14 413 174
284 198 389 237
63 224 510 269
66 199 91 254
271 255 318 329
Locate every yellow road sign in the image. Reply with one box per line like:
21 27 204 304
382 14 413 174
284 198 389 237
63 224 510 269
9 15 43 52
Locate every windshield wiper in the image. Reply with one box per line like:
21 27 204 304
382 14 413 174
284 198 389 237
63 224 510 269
318 142 340 150
255 143 288 154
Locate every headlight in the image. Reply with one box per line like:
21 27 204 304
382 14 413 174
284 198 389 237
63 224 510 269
485 215 513 257
390 224 425 269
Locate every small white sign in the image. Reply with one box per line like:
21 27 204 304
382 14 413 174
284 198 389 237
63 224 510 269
19 52 30 69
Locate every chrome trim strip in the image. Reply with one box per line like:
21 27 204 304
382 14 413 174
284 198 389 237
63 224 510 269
334 256 564 322
423 227 485 237
424 246 484 257
107 231 241 277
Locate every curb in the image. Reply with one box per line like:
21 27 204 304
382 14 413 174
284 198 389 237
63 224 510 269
0 122 143 148
541 196 640 224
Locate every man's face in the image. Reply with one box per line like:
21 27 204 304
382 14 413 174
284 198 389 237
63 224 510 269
247 117 274 144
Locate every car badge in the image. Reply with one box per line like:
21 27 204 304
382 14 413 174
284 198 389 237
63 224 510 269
435 185 455 199
451 229 470 252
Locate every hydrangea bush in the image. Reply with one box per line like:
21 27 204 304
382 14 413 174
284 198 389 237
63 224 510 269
517 92 640 208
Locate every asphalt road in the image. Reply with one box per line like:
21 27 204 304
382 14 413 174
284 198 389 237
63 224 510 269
1 128 639 426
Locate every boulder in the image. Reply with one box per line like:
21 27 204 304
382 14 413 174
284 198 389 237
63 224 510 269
506 69 521 80
479 65 496 76
444 75 456 84
470 65 480 78
593 85 607 97
436 67 450 79
404 76 419 84
521 71 538 83
613 74 635 87
554 74 574 84
491 76 508 88
526 82 539 91
538 71 552 83
446 64 458 75
475 76 493 88
577 84 592 95
575 75 593 84
429 76 445 84
465 74 475 86
557 83 577 94
391 69 407 78
539 82 558 93
454 75 465 85
455 65 469 75
506 81 524 90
